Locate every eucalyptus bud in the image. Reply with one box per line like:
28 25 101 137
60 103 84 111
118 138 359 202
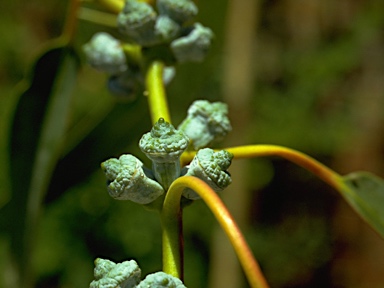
137 271 186 288
157 0 198 24
90 258 141 288
183 148 233 200
101 154 164 204
83 32 127 74
117 0 159 46
154 15 181 42
170 23 213 63
139 118 189 190
178 100 231 150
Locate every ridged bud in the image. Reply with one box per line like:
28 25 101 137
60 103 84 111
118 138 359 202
90 258 141 288
101 154 164 204
83 32 127 74
170 23 213 62
137 271 186 288
154 15 181 42
157 0 198 24
183 148 233 200
117 0 160 46
178 100 231 150
139 118 189 190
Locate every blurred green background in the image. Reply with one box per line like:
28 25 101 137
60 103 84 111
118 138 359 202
1 0 384 287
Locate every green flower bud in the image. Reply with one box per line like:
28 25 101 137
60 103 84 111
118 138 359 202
90 258 141 288
107 69 142 101
137 271 186 288
139 118 189 190
155 15 181 42
178 100 231 150
101 154 164 204
117 0 160 46
183 148 233 200
157 0 198 24
170 23 213 62
83 32 127 74
162 66 176 85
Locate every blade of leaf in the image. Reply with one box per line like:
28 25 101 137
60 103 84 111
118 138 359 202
3 42 79 287
338 171 384 238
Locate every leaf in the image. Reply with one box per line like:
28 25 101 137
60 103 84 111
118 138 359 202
2 41 80 280
340 171 384 238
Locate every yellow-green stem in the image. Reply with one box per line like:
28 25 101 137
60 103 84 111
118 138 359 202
226 145 342 189
95 0 124 14
181 145 342 190
162 176 269 288
145 61 171 125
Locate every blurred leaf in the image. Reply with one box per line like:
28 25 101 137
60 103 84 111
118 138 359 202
1 40 80 283
339 172 384 238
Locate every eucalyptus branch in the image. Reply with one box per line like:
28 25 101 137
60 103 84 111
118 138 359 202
162 176 270 288
225 145 342 190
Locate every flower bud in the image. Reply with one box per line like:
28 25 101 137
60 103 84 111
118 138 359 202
154 15 181 42
137 271 186 288
139 118 189 190
101 154 164 204
90 258 141 288
117 0 161 46
83 32 127 74
183 148 233 200
170 23 213 62
157 0 198 24
178 100 231 150
107 69 142 101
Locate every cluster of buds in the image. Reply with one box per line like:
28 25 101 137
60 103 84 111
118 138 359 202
90 258 186 288
83 0 213 99
101 100 232 204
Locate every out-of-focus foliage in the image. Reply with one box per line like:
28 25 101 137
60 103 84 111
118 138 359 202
1 0 384 287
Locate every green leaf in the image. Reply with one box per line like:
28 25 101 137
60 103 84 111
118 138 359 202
340 171 384 238
2 41 80 285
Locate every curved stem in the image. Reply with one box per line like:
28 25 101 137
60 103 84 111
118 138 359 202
145 61 171 125
225 145 342 190
162 176 269 288
181 145 342 190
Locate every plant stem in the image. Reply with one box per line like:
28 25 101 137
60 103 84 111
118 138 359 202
95 0 124 14
62 0 81 44
162 176 269 288
225 145 342 190
145 61 171 125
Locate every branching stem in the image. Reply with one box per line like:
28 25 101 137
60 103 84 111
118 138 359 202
162 176 269 288
181 145 342 190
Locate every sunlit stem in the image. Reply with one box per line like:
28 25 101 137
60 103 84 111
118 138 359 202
180 145 342 190
145 61 171 125
226 145 342 189
95 0 124 14
162 176 269 288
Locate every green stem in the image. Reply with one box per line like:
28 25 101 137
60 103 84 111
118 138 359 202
181 145 342 190
225 145 342 190
95 0 124 14
145 61 171 125
78 7 118 27
162 176 269 288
